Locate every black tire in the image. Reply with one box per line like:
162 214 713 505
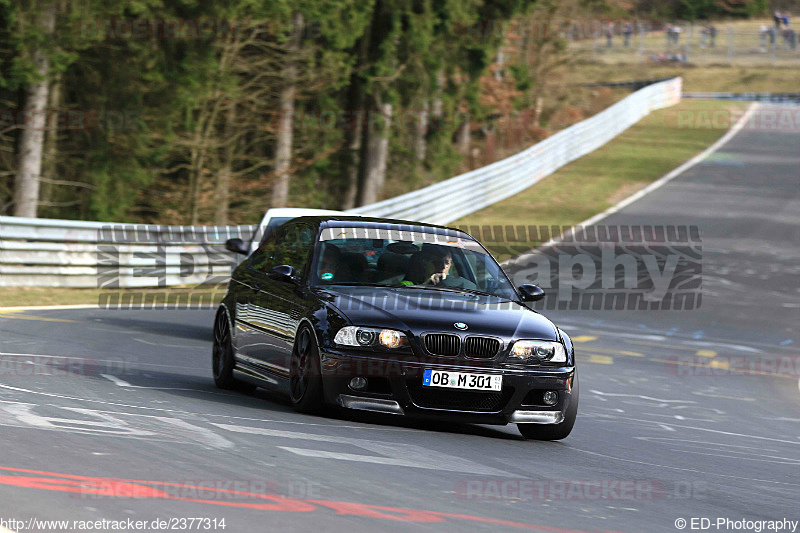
518 371 579 441
212 309 256 393
289 326 324 413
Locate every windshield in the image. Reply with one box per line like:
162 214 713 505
312 227 518 300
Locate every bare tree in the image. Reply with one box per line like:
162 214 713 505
270 11 304 208
214 103 237 225
13 0 56 218
357 100 392 205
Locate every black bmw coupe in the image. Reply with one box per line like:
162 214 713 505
215 216 578 440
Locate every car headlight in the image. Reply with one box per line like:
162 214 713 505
508 340 567 363
334 326 409 349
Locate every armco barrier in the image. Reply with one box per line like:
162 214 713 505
682 92 800 103
1 77 681 288
0 217 255 288
345 77 682 225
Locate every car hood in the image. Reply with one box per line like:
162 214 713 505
317 286 559 341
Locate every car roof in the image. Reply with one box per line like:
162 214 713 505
289 215 471 238
261 208 345 219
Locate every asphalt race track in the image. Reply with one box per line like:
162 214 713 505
1 104 798 532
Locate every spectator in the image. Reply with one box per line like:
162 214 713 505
782 14 790 28
623 23 633 47
700 26 708 47
709 24 716 47
760 25 768 47
785 28 796 50
671 24 682 45
605 22 613 47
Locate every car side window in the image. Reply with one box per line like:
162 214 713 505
271 223 314 276
249 232 277 273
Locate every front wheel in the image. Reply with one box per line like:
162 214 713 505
518 371 579 441
289 327 324 413
212 309 255 393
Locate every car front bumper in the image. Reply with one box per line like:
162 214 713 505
319 350 576 426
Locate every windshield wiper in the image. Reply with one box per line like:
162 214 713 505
392 284 499 298
325 282 392 287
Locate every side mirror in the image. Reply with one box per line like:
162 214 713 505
270 264 298 283
225 238 249 255
518 284 545 302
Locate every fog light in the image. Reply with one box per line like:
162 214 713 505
543 391 558 406
349 377 368 391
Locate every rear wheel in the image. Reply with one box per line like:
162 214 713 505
212 310 255 393
518 371 579 441
289 327 324 413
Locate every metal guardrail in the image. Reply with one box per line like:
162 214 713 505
1 77 681 288
346 77 682 225
0 217 254 288
579 77 676 90
683 92 800 103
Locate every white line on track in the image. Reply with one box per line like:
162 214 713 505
590 390 696 403
97 373 218 392
0 383 414 431
551 102 759 238
133 337 197 349
572 446 800 488
501 102 759 268
595 409 800 446
0 304 104 311
100 374 132 387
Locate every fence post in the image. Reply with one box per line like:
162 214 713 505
771 32 777 67
637 22 645 63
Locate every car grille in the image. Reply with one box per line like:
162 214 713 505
406 381 514 412
464 337 501 359
423 334 461 356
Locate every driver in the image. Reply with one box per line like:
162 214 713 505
418 246 477 290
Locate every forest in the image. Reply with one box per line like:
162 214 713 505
0 0 776 225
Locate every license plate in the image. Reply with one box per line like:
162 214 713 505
422 369 502 391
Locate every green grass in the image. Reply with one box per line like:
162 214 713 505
0 285 226 308
452 99 747 260
569 62 800 93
